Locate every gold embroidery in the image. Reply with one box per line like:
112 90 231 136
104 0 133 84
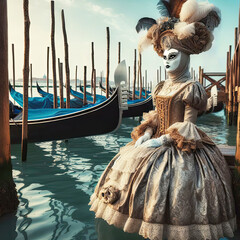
156 96 172 135
155 81 194 137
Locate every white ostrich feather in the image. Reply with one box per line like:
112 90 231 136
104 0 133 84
173 22 196 39
180 0 198 22
138 34 152 53
180 0 220 25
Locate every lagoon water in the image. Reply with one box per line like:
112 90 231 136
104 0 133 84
3 85 237 240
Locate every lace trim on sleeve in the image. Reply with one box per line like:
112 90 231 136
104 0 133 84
167 128 203 153
167 128 215 153
131 110 159 141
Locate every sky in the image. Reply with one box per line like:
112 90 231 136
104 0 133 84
7 0 240 87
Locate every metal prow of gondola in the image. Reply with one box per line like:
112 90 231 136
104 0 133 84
113 60 128 131
114 60 128 111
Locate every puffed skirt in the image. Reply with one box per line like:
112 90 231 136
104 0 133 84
89 141 236 240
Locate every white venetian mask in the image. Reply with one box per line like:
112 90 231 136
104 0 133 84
163 49 181 73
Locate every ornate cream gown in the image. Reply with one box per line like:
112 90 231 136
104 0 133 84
89 79 236 240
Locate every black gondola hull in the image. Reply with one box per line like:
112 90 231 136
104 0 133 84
10 89 121 144
123 97 153 118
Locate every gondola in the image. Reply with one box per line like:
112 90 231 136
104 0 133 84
122 96 153 118
68 78 153 118
75 82 153 117
99 78 153 117
9 83 55 109
36 82 89 104
10 83 84 109
36 83 85 107
79 81 93 96
99 77 150 99
70 86 106 103
99 78 115 95
10 61 128 144
37 83 106 105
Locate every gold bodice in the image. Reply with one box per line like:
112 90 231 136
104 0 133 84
155 82 193 136
155 96 172 135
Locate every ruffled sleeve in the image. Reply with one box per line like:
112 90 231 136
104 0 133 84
131 82 165 142
166 121 214 153
182 81 208 111
131 110 159 142
165 82 213 153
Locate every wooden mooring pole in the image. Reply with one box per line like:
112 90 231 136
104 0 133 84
12 43 15 88
145 70 147 98
75 65 78 91
51 1 57 108
225 51 230 116
106 27 110 99
60 62 64 108
61 9 70 108
235 29 240 231
139 53 142 99
233 3 240 229
100 71 103 95
47 46 49 93
235 91 240 228
128 66 130 92
118 42 121 64
91 42 95 92
133 49 136 100
235 27 238 49
21 0 30 162
58 58 64 108
93 69 96 104
30 63 32 97
83 66 87 106
233 28 239 125
199 66 203 85
224 7 240 225
227 45 233 125
137 56 140 91
0 0 19 215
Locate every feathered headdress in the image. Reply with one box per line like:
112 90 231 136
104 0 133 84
136 0 221 56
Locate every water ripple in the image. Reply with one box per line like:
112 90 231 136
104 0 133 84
2 112 236 239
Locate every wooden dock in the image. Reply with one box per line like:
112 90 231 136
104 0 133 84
196 3 240 230
219 145 236 168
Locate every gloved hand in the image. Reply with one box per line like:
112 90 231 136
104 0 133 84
135 132 151 147
142 134 172 148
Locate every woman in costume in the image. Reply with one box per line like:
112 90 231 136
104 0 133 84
90 0 236 239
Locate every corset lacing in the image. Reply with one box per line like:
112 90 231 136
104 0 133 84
155 96 172 136
155 81 194 137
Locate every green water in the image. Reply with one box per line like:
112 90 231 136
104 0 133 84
0 111 237 240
